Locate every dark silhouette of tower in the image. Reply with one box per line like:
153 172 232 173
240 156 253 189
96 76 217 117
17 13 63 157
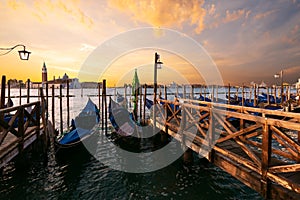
42 62 47 84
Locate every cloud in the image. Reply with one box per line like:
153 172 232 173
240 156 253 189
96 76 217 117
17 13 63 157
80 43 96 52
6 0 94 28
109 0 206 34
208 4 216 15
7 0 24 10
223 9 246 23
253 9 277 20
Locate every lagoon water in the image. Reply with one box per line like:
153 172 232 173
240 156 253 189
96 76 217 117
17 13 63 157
0 88 264 199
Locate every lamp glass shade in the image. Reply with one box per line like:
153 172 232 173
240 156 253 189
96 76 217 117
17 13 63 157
156 61 163 69
18 50 31 60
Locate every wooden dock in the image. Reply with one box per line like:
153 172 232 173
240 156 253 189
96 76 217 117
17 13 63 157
0 101 46 168
154 98 300 200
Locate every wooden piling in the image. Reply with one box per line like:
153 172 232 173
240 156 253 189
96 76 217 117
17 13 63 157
0 75 5 109
59 84 63 135
228 83 231 104
254 84 257 107
161 85 168 143
261 119 272 199
98 82 101 111
102 79 107 131
7 79 10 102
27 78 30 103
19 82 22 105
139 86 142 121
52 86 55 130
67 79 70 127
143 84 147 124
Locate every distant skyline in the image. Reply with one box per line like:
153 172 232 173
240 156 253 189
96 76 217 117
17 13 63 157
1 0 300 87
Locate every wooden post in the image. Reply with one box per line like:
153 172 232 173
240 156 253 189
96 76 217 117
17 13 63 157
228 83 231 104
102 80 107 131
261 118 271 199
59 84 63 135
101 82 104 130
161 85 168 143
139 86 142 121
52 86 55 130
240 85 245 130
45 82 49 122
267 87 270 105
216 85 218 102
182 105 193 165
19 82 22 105
67 79 70 128
103 80 107 132
254 84 257 107
212 85 215 102
124 84 127 108
17 106 24 153
143 84 147 124
208 107 215 162
249 86 253 104
39 87 46 143
7 79 10 102
191 85 194 99
98 82 101 111
129 84 132 108
27 78 30 103
242 84 245 106
0 75 6 109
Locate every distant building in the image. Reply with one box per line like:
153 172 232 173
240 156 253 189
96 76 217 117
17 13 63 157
42 62 47 83
30 62 82 89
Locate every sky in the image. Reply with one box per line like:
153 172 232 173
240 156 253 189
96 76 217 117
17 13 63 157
0 0 300 87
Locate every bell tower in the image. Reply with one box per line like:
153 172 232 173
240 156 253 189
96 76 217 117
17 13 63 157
42 62 47 83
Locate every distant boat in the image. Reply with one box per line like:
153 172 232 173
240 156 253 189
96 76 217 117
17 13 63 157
55 98 100 152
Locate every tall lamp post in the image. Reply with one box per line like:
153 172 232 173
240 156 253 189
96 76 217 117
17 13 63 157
274 70 283 105
0 44 31 60
153 52 163 130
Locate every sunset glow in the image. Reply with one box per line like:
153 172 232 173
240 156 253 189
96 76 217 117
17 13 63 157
1 0 300 86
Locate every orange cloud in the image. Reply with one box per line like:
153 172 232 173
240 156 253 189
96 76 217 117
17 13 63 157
109 0 206 34
223 9 246 23
253 9 277 20
6 0 94 28
7 0 23 10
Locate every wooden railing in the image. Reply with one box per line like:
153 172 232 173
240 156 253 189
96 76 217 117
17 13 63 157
0 101 41 149
156 98 300 196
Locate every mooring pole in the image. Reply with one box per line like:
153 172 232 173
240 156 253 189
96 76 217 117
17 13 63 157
67 79 70 128
27 78 30 103
0 75 6 109
52 86 55 130
59 84 63 135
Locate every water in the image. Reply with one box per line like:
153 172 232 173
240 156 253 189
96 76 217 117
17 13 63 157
0 88 264 199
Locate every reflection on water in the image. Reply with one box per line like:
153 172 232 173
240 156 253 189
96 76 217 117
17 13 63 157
0 88 263 199
0 131 263 200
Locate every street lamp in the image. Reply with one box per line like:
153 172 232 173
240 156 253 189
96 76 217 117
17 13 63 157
153 52 163 130
0 44 31 60
274 70 283 104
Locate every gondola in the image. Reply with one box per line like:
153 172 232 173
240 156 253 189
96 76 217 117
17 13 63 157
109 97 136 137
55 98 100 153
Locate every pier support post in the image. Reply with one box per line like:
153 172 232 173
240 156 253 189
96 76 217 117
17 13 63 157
183 148 194 165
261 118 271 199
161 85 168 143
